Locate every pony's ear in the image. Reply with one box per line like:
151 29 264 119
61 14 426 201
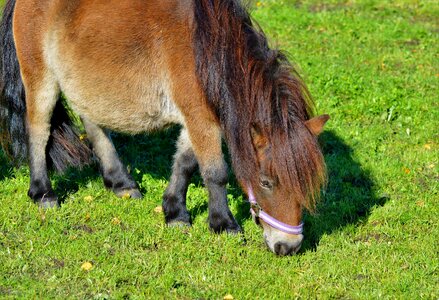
250 124 268 152
305 114 330 136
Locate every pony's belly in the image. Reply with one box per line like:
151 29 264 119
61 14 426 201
64 86 185 134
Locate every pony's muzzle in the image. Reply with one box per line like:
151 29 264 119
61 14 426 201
262 223 304 255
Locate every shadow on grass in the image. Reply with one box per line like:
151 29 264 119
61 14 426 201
216 129 388 252
52 126 185 202
300 130 388 252
0 150 13 181
0 126 387 252
107 127 387 253
0 126 186 203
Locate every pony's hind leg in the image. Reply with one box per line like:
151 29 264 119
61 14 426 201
81 118 141 199
26 76 59 208
163 128 198 226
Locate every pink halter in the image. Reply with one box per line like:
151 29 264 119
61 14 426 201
247 185 304 235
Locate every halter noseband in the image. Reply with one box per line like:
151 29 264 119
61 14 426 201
247 185 304 235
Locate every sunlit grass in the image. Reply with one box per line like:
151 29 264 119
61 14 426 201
1 0 438 298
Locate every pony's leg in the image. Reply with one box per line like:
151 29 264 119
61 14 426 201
185 122 241 233
163 128 198 226
26 77 59 208
81 118 141 199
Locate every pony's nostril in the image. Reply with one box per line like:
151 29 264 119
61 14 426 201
274 242 294 256
273 240 302 256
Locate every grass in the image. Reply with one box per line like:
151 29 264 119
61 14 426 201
1 0 438 298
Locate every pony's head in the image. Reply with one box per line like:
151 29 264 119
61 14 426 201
246 114 329 255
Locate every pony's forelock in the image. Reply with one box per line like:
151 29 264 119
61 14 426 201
247 52 326 210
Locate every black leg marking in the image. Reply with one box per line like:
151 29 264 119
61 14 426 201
28 148 59 208
28 177 58 208
82 118 141 199
203 164 241 233
163 131 198 226
102 164 141 199
26 77 60 209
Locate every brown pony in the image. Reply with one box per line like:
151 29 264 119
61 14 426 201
0 0 328 255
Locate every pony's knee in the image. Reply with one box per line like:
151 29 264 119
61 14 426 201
201 162 228 186
174 149 198 175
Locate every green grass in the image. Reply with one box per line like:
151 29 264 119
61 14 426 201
1 0 438 298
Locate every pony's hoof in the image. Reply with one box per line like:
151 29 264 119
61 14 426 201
226 226 242 235
209 220 242 234
167 220 191 228
115 188 142 199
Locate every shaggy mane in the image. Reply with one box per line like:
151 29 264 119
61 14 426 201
194 0 325 209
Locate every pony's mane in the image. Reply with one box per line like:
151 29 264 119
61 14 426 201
194 0 325 209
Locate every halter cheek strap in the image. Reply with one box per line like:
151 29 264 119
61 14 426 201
247 185 304 235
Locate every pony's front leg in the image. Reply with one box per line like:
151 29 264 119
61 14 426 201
185 121 241 233
26 78 59 208
163 128 198 226
81 118 141 199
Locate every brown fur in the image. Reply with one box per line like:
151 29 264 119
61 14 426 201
10 0 327 236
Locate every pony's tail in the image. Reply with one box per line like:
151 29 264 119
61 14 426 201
0 0 92 172
0 0 26 164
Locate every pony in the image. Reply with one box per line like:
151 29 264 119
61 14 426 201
0 0 329 255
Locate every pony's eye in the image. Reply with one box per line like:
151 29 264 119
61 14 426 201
260 179 273 190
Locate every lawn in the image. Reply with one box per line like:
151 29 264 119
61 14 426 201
1 0 438 298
